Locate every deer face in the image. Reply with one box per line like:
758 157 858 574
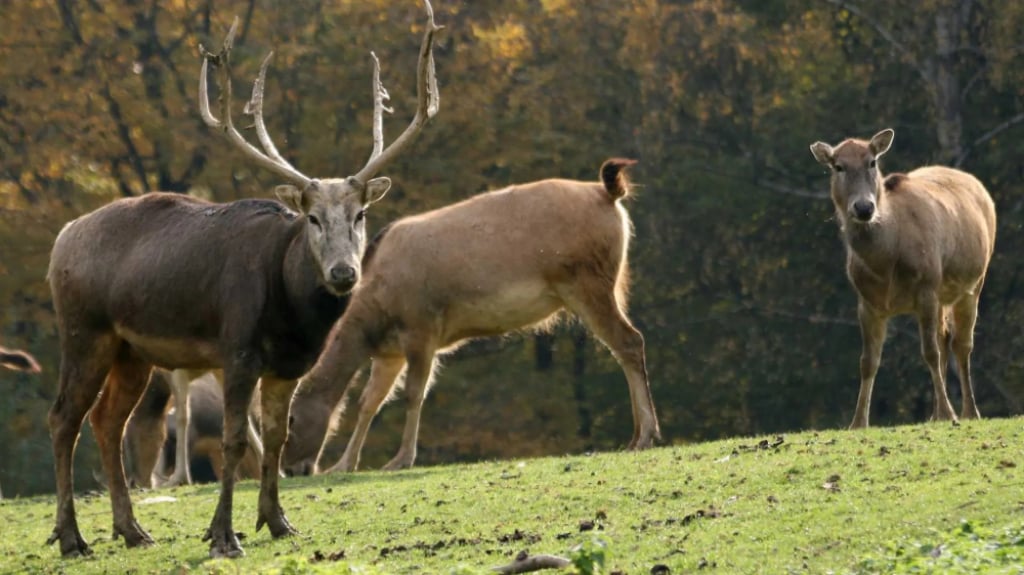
277 176 390 295
810 129 894 225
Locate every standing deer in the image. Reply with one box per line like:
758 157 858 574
809 128 996 429
286 158 661 474
45 1 441 558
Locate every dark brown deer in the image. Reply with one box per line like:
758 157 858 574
0 345 41 373
286 159 661 474
45 1 441 558
809 128 996 429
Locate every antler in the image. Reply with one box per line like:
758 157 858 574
352 0 443 183
198 17 312 187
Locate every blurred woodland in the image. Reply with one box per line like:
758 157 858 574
1 0 1023 496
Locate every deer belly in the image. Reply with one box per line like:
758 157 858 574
443 281 561 340
114 325 221 369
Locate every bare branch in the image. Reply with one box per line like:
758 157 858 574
759 179 830 200
954 112 1024 167
821 0 932 85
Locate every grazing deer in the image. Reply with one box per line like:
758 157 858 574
158 369 264 487
124 370 261 488
809 128 996 429
0 344 40 500
287 158 661 474
0 345 41 373
45 1 441 558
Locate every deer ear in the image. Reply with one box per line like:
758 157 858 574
809 141 834 166
276 185 306 213
869 129 894 158
363 177 391 205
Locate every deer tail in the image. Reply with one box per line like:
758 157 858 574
601 158 638 200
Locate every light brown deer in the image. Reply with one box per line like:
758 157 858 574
809 128 996 429
287 159 661 474
45 1 441 558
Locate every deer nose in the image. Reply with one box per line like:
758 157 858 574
852 200 875 222
328 264 357 291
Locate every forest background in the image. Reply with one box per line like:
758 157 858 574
2 0 1023 496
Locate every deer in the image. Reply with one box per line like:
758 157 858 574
45 0 441 558
0 345 41 373
0 344 40 500
123 369 261 488
809 128 996 429
157 369 265 487
285 158 661 475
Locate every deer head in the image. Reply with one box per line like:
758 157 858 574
810 129 894 225
198 1 442 294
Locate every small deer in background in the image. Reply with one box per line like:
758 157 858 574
0 345 41 373
287 158 661 474
0 344 40 500
124 369 261 488
158 369 264 487
46 0 441 559
809 128 996 429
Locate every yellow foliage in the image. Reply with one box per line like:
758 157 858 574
472 20 531 64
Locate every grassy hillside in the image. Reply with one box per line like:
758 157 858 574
1 417 1022 574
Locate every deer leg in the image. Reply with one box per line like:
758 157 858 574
47 333 119 558
203 355 260 559
161 369 193 487
383 348 437 471
851 302 888 429
89 351 154 548
952 290 983 420
332 356 406 473
246 404 266 468
561 285 660 449
254 376 299 537
917 294 957 422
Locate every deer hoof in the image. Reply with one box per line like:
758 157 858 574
47 526 93 558
382 454 414 471
204 526 245 559
256 506 298 538
115 519 154 548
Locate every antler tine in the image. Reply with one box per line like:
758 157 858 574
198 17 311 187
353 0 443 183
366 52 394 166
244 52 302 174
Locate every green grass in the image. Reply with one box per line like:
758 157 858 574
2 417 1022 574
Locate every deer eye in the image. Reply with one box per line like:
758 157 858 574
355 210 366 224
308 214 322 229
834 164 845 173
869 159 877 168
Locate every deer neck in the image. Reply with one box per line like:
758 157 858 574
282 225 350 346
841 209 895 275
